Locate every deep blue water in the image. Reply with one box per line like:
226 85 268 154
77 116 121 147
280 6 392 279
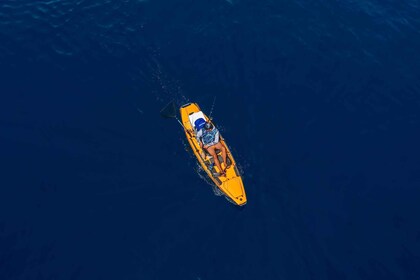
1 0 420 279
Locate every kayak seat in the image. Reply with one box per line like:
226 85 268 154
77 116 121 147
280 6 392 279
189 111 207 128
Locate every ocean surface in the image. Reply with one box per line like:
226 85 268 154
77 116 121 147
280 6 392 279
1 0 420 279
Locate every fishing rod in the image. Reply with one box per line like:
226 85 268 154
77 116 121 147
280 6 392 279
208 96 216 120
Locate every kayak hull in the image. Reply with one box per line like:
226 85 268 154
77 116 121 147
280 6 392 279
180 103 247 206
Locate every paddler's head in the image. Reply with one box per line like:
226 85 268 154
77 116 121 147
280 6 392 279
204 122 213 130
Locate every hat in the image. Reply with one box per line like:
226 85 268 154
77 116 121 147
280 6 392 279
194 118 206 130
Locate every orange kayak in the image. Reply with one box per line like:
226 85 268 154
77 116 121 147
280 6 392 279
180 103 247 206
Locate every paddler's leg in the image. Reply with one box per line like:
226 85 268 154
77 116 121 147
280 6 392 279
207 145 225 176
214 142 228 170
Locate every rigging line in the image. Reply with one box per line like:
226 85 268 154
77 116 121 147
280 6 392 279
209 96 217 120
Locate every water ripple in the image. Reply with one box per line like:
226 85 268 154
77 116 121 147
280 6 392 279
0 0 149 60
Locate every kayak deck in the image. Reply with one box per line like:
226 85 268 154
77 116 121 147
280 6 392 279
180 103 247 206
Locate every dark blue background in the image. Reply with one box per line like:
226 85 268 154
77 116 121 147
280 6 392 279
1 0 420 279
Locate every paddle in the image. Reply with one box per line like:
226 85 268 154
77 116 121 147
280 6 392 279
160 100 197 140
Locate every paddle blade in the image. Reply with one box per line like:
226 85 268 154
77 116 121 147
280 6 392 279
160 101 177 118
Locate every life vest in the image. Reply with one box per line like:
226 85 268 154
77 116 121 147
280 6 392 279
201 128 218 145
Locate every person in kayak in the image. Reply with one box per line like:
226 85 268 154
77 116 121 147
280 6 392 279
194 118 229 176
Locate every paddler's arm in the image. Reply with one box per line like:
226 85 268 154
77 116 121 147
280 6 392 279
214 128 220 143
196 129 203 148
